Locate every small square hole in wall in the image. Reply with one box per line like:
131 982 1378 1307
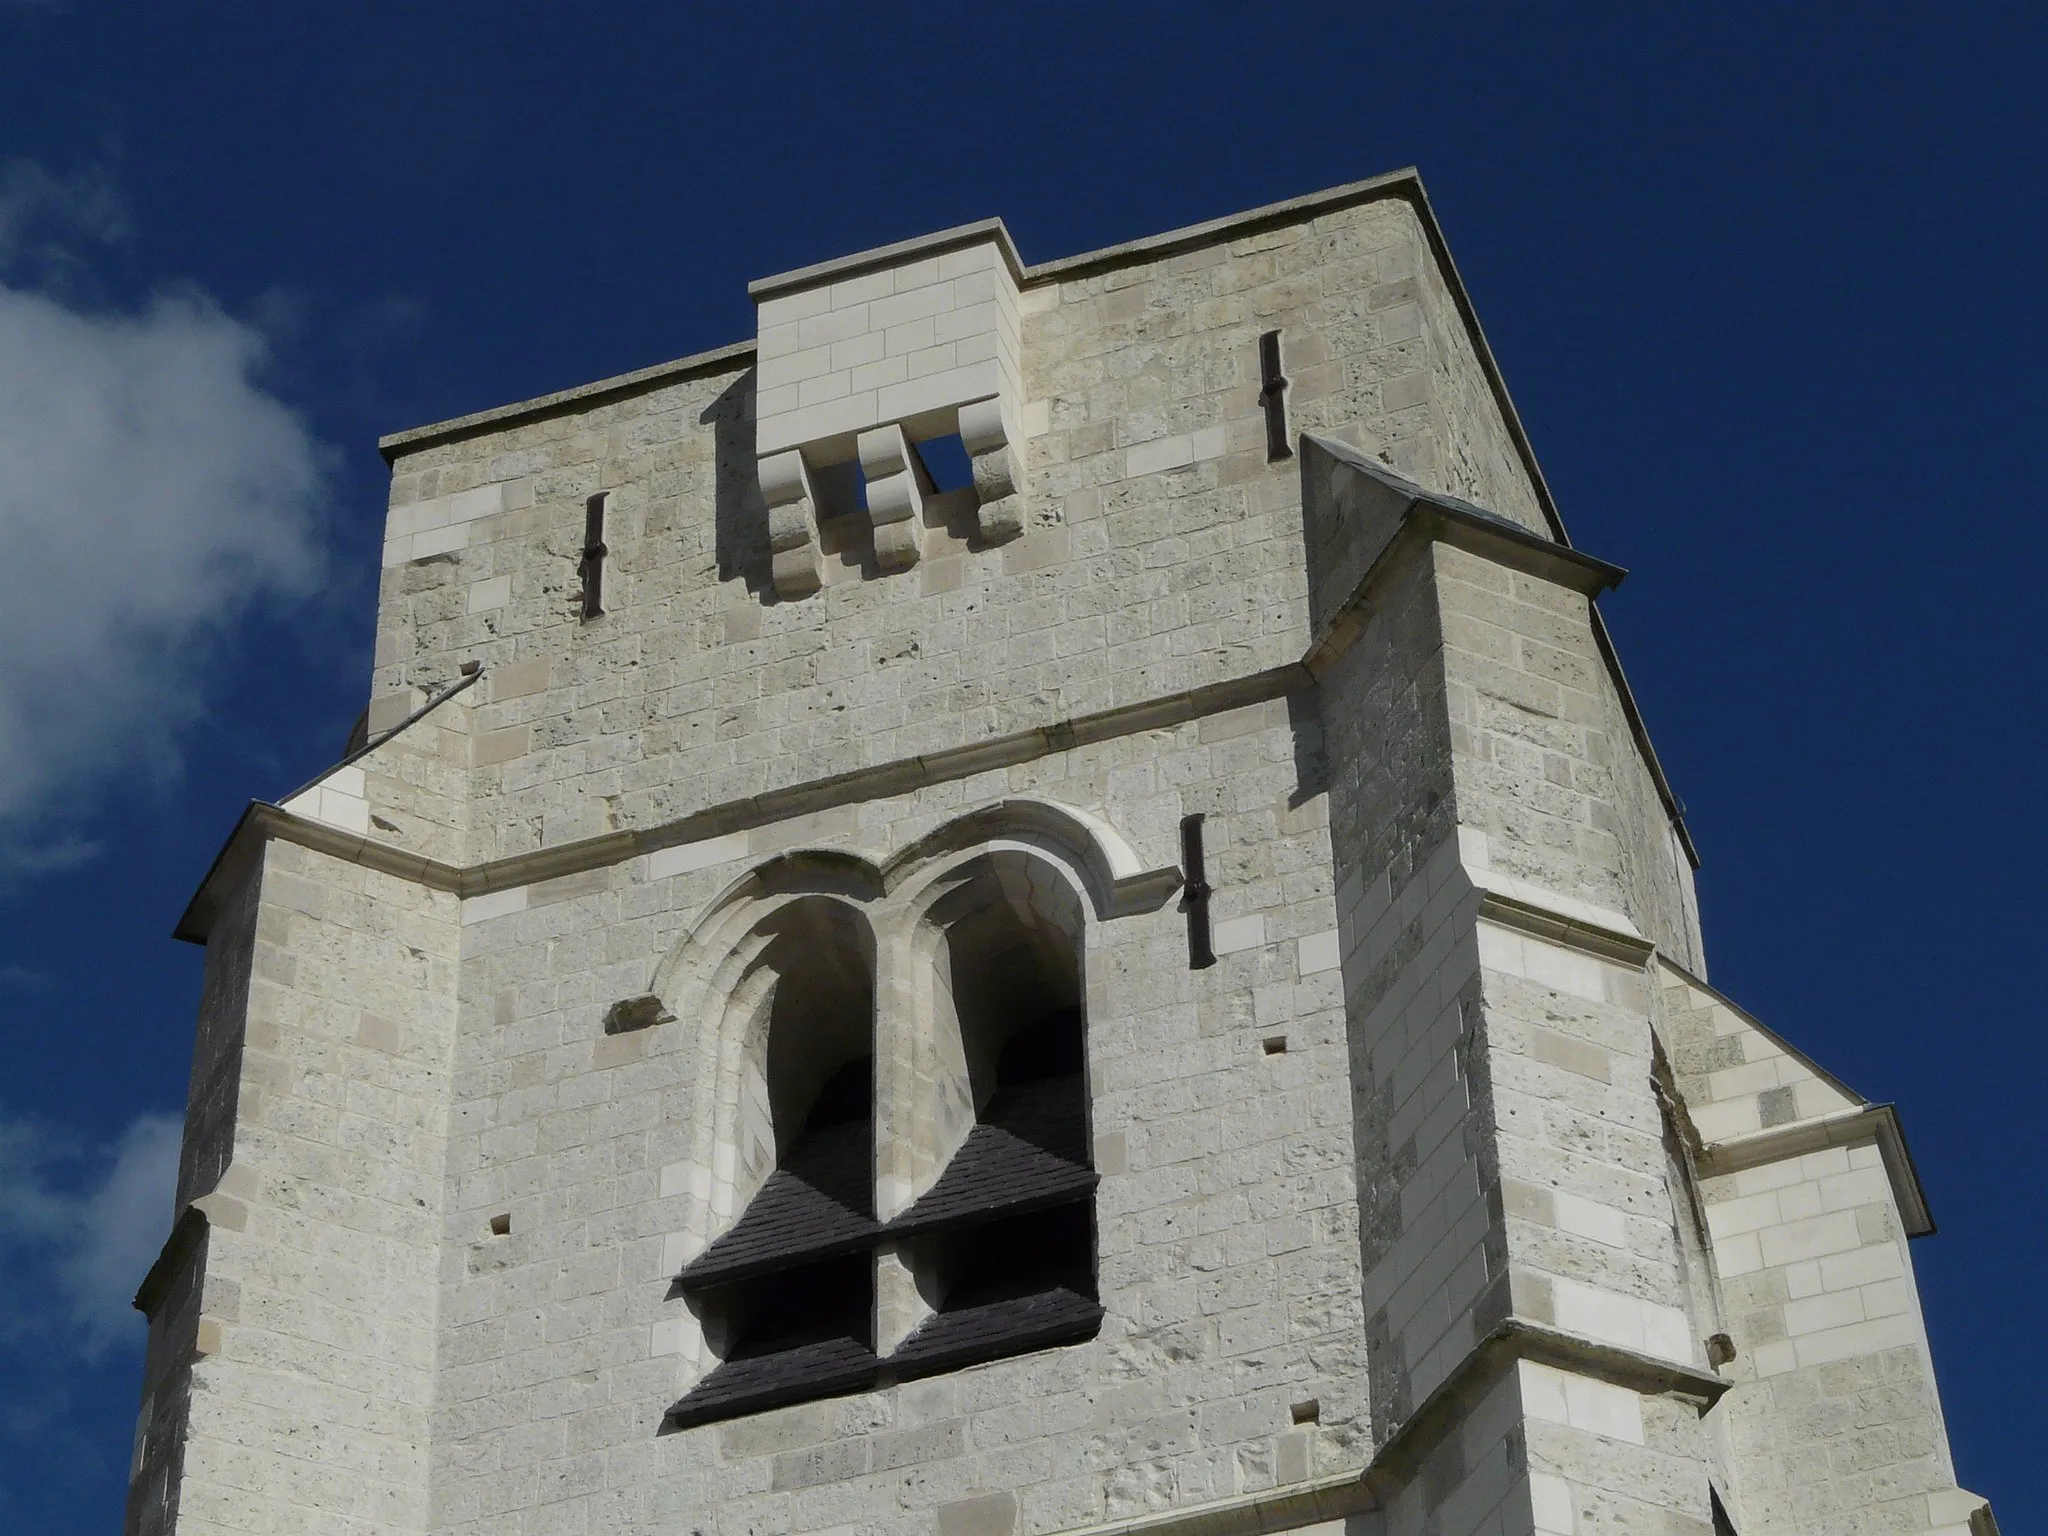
488 1213 512 1237
1263 1035 1289 1055
1290 1398 1320 1425
914 433 974 493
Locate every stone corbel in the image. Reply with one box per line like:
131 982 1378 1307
758 449 822 600
958 397 1025 544
856 423 926 572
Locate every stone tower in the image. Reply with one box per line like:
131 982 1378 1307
128 170 1994 1536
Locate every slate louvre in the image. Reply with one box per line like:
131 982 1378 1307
668 1012 1100 1428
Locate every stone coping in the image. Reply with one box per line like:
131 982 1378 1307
172 664 1259 942
1699 1103 1935 1238
376 338 756 458
273 664 483 808
746 216 1027 299
1659 958 1934 1237
1657 957 1867 1107
378 169 1512 473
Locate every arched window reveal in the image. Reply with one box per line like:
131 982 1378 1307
884 852 1100 1377
667 897 878 1428
659 825 1150 1432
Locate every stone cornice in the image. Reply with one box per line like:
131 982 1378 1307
748 216 1027 299
376 338 757 462
1474 885 1657 968
1699 1103 1935 1238
133 1206 207 1321
175 457 1669 947
175 664 1299 943
1300 437 1626 686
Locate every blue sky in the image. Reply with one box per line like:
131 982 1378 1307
0 3 2040 1530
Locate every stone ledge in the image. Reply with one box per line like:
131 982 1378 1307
1474 886 1655 970
1007 1317 1729 1536
173 670 1298 943
1299 432 1697 868
376 338 757 462
749 217 1027 301
133 1206 208 1321
1699 1103 1935 1238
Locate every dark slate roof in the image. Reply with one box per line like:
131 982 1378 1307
886 1286 1102 1380
885 1075 1095 1240
663 1335 879 1430
677 1120 877 1290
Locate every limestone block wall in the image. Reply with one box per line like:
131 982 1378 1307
1309 508 1732 1536
160 843 461 1536
1519 1362 1718 1535
1433 541 1701 968
753 227 1023 460
1326 801 1733 1536
430 708 1379 1536
1660 968 1860 1145
1412 237 1549 537
1707 1143 1962 1534
1657 967 1978 1534
1372 1367 1534 1536
366 182 1561 873
1479 908 1700 1371
1317 596 1474 1431
128 871 260 1536
127 1216 206 1536
277 679 475 867
175 872 259 1216
132 172 1991 1536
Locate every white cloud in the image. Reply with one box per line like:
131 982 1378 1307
0 1110 181 1359
62 1114 184 1355
0 162 329 864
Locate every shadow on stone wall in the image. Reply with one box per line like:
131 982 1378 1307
704 370 771 601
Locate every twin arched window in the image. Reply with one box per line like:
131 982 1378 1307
663 850 1101 1429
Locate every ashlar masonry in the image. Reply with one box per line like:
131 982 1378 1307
128 169 1995 1536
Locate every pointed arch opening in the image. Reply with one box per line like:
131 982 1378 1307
883 850 1102 1377
667 896 880 1429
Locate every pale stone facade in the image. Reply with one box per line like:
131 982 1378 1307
128 170 1994 1536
